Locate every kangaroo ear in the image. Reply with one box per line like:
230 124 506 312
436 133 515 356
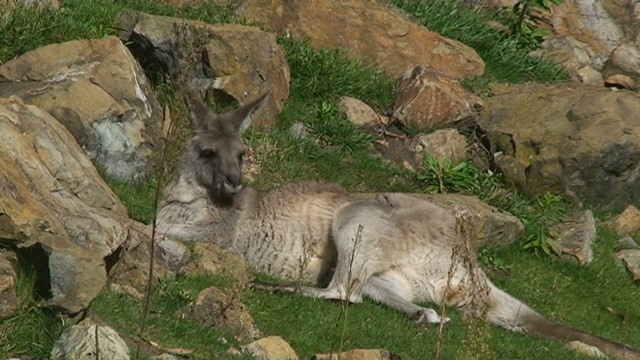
231 92 269 133
183 89 213 130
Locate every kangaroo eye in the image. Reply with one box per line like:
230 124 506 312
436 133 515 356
200 149 218 159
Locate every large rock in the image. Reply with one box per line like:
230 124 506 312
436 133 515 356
114 9 289 129
0 96 151 312
233 0 485 80
393 65 484 129
50 318 130 360
478 82 640 210
0 251 18 319
0 36 164 181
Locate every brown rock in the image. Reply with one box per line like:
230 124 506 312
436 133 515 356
0 251 18 319
538 0 623 72
0 36 164 181
604 74 637 89
313 349 400 360
181 287 261 341
109 222 185 287
411 128 468 166
242 336 298 360
33 233 107 314
609 43 640 77
234 0 485 79
114 9 289 129
338 96 384 129
576 66 604 86
608 205 640 236
0 96 127 254
189 243 251 284
478 82 640 210
394 65 484 130
616 248 640 281
548 210 596 265
0 96 153 312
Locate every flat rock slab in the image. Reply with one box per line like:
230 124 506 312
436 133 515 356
234 0 485 79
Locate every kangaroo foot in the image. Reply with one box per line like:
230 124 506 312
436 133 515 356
411 308 452 326
248 280 298 294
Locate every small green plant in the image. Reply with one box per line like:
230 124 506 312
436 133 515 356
417 154 475 194
416 153 499 195
508 0 563 50
519 192 569 254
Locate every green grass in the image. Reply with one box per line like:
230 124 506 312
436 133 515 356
390 0 568 92
91 274 255 360
2 0 638 359
0 260 63 359
0 0 234 65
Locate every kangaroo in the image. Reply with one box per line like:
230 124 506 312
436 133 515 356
253 193 640 360
155 90 352 284
155 91 640 360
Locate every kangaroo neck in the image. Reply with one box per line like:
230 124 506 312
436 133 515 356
204 186 253 249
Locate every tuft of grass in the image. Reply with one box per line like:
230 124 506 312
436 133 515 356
105 177 158 224
0 260 64 360
279 37 396 110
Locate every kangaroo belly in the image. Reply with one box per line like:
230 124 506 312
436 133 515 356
233 182 349 284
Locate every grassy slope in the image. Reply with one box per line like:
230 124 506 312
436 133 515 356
1 0 638 359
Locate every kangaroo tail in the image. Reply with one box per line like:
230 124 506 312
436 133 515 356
485 282 640 360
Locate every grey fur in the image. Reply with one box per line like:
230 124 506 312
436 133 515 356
156 91 351 284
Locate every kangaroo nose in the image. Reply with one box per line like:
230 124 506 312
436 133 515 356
226 175 241 187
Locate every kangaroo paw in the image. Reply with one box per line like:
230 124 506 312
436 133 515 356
248 280 298 294
411 308 452 326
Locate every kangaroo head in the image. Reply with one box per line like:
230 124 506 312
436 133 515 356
184 90 269 198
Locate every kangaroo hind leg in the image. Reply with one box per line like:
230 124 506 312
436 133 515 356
364 272 451 325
